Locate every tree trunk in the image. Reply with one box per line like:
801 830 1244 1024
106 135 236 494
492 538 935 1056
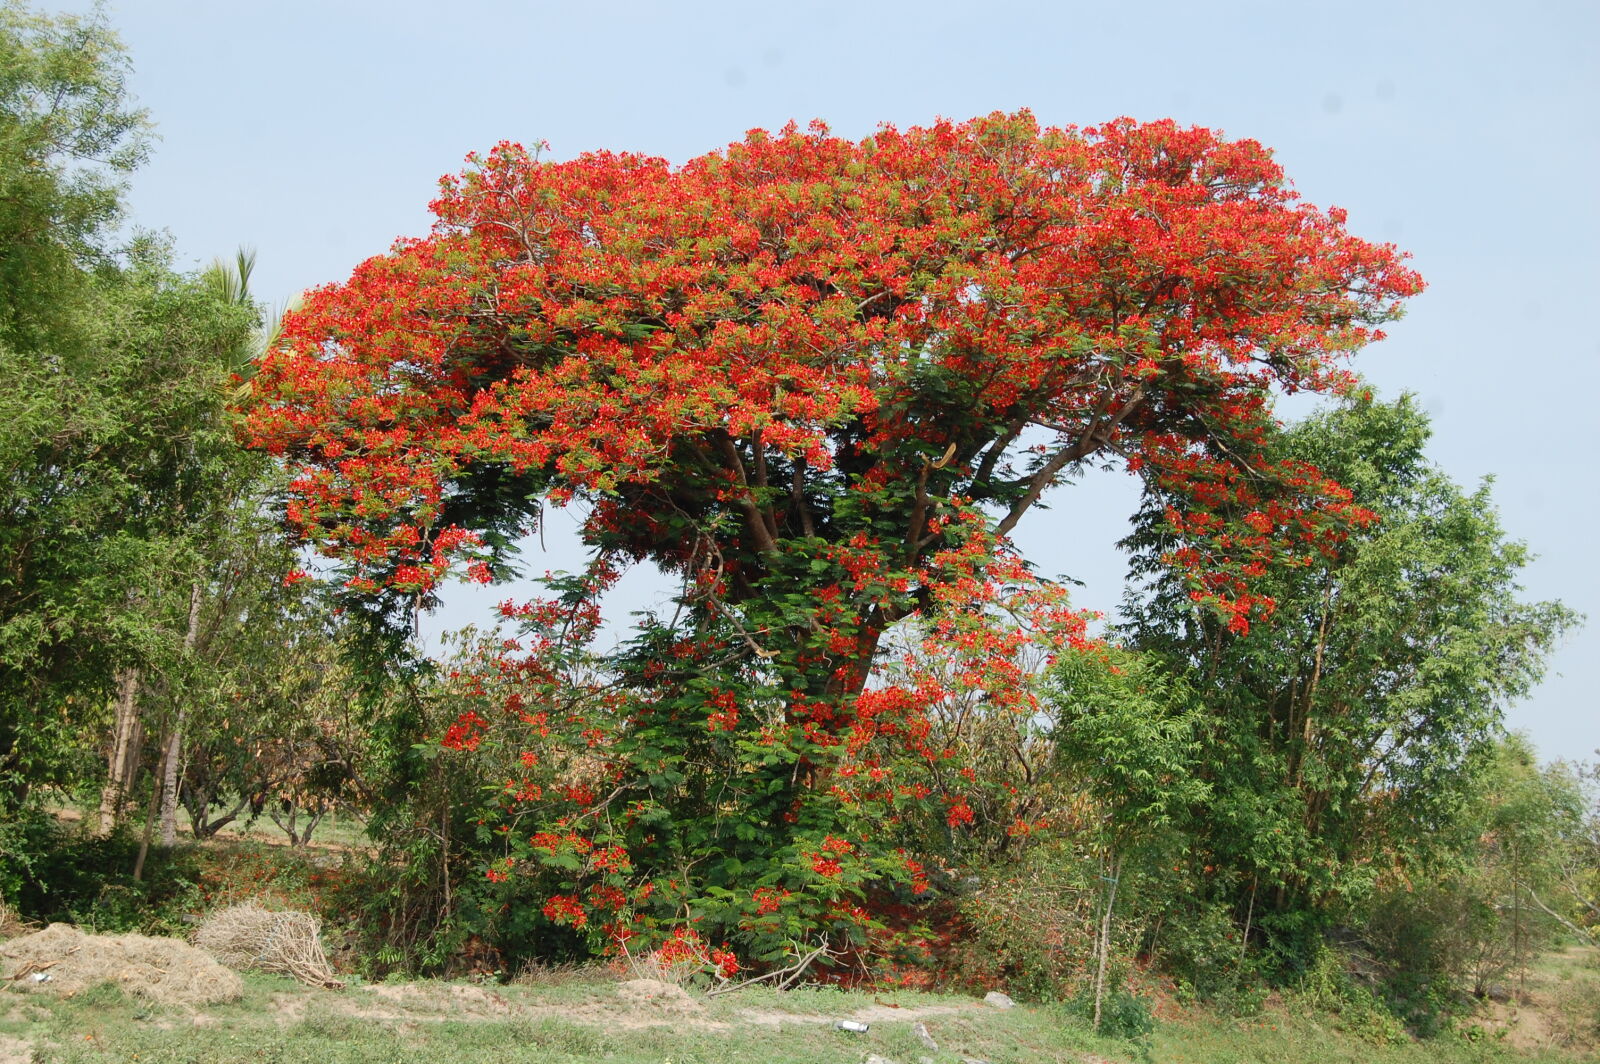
157 582 202 847
185 780 248 840
97 668 143 834
132 728 167 881
269 799 300 845
157 721 184 846
1093 850 1123 1033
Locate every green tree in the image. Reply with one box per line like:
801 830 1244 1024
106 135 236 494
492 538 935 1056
0 0 146 349
0 4 262 839
1 0 146 804
1121 393 1578 969
1047 647 1208 1029
1364 736 1590 1029
1495 750 1598 953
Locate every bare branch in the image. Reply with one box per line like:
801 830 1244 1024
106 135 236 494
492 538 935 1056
995 387 1145 538
705 940 836 997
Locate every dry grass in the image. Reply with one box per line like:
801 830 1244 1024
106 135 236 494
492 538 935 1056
510 957 618 989
193 901 344 989
1468 946 1600 1056
0 922 242 1006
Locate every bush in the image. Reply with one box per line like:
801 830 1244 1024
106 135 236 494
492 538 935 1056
6 818 198 934
1363 878 1504 1035
1296 948 1410 1045
5 811 345 940
0 804 56 908
953 842 1100 1000
1059 986 1156 1040
1151 895 1244 1003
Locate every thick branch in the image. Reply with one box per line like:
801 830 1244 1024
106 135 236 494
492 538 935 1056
717 435 780 556
905 460 933 557
995 388 1146 539
970 414 1029 497
790 459 816 537
994 435 1097 539
1520 884 1598 947
749 428 780 542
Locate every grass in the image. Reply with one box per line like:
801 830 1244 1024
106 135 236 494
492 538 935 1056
45 795 373 854
1147 1005 1562 1064
0 975 1084 1064
0 962 1594 1064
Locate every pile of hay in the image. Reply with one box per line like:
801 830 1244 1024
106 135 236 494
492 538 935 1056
194 901 343 989
616 978 702 1014
0 923 242 1005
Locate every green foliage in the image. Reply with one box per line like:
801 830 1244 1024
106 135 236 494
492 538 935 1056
0 0 147 350
1361 735 1593 1036
0 242 253 787
0 2 270 822
1048 647 1209 843
1044 646 1210 1027
0 802 53 905
1061 985 1157 1041
322 650 514 976
5 816 197 934
1296 949 1412 1044
955 839 1101 1000
1153 893 1256 1004
1121 392 1578 974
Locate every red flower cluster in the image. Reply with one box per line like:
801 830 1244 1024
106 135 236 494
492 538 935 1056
542 894 587 928
752 886 792 915
440 711 488 751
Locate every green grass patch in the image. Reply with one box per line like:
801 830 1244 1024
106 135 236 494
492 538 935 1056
1 957 1594 1064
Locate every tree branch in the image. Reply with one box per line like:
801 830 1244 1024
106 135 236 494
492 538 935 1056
749 428 780 542
970 414 1029 497
790 459 816 538
996 387 1146 539
717 435 780 556
1520 884 1597 947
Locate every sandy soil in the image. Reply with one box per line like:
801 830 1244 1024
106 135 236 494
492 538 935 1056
256 976 983 1034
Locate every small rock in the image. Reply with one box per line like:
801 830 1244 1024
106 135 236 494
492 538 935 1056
982 990 1015 1009
912 1021 938 1051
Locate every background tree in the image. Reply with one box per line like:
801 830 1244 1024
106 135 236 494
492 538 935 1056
1363 735 1591 1031
0 3 292 876
1120 393 1577 969
1 0 149 809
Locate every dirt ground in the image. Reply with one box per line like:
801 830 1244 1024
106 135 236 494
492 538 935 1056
1468 947 1600 1057
258 975 976 1032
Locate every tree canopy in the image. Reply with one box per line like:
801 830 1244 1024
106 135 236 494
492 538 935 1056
1 2 1591 1029
248 113 1422 648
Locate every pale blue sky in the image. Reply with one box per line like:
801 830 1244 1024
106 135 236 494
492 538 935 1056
74 0 1597 757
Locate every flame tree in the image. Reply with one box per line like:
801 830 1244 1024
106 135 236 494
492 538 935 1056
243 113 1422 962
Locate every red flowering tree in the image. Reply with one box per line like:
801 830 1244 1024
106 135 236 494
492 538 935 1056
243 112 1421 967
